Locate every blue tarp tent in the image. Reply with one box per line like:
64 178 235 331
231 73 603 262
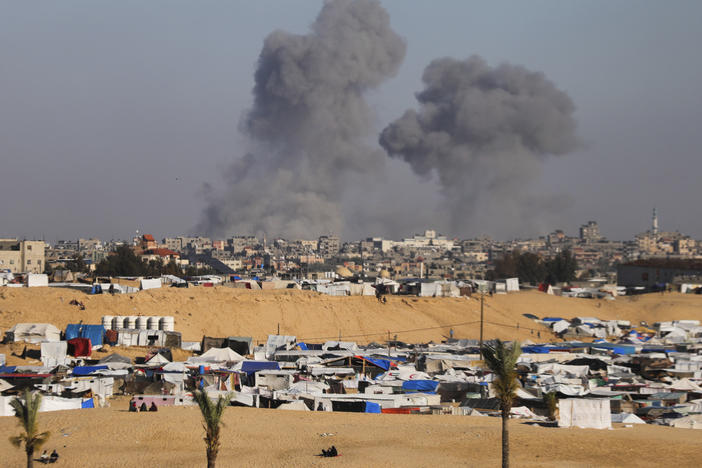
241 361 280 378
521 345 552 354
65 324 82 341
365 401 381 413
402 380 439 393
357 356 392 371
81 398 95 409
71 366 108 376
65 324 105 346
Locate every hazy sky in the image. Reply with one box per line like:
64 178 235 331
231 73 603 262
1 1 701 242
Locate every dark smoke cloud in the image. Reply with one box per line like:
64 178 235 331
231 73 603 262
380 55 579 235
200 0 406 238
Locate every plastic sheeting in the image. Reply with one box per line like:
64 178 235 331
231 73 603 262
558 398 611 429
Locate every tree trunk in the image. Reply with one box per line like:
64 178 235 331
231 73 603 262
207 448 217 468
501 407 510 468
26 447 34 468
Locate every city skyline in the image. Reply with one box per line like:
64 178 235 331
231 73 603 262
2 1 701 241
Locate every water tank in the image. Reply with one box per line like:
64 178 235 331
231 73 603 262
135 316 148 330
102 316 114 330
147 316 160 330
159 316 175 332
112 316 125 330
126 316 137 329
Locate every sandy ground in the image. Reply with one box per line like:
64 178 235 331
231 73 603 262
0 399 700 467
2 287 701 345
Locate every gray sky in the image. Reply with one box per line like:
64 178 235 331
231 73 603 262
1 1 701 242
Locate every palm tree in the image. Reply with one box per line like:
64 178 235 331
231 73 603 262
543 391 558 422
192 390 230 468
482 340 521 468
9 389 50 468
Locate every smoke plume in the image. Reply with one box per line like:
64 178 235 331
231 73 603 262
200 0 406 238
380 56 579 235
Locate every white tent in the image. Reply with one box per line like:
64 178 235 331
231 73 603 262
611 413 645 424
188 347 244 364
6 323 60 343
140 278 161 290
277 400 310 411
670 414 702 429
41 341 69 367
145 353 171 366
558 398 611 429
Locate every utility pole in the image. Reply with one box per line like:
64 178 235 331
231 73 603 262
479 289 485 359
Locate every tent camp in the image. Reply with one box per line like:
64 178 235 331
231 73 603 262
5 323 60 343
558 398 612 429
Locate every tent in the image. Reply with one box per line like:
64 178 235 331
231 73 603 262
5 324 61 343
145 353 171 366
241 361 280 378
402 380 439 393
611 413 645 424
191 347 244 364
98 353 132 370
140 278 161 290
41 341 68 367
277 400 310 411
71 366 108 376
65 324 105 346
68 338 92 357
558 398 611 429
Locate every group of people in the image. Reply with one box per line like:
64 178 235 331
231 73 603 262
320 446 338 458
38 450 59 464
129 400 158 412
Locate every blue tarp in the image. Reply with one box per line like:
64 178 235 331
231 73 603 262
241 361 280 377
402 380 439 393
542 317 565 322
365 401 381 413
360 356 392 371
296 342 309 350
71 366 108 376
65 324 105 346
521 345 552 354
0 366 17 374
90 284 103 294
81 398 95 409
589 343 636 355
65 324 81 341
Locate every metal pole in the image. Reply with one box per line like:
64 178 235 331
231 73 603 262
479 291 484 358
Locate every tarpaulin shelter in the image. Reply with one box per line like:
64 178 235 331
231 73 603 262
41 341 68 367
71 365 108 376
65 324 105 346
402 380 439 393
5 324 60 343
68 338 92 357
241 361 280 378
558 398 612 429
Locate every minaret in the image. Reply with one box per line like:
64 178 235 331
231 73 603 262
652 208 659 236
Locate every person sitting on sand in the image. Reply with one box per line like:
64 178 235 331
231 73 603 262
129 401 138 412
39 450 49 463
49 450 59 463
140 402 148 412
149 401 158 412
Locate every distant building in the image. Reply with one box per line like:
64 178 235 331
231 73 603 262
318 235 341 257
0 239 46 274
617 259 702 287
579 221 601 243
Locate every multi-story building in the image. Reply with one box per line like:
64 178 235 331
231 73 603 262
579 221 601 243
0 239 46 274
318 235 340 257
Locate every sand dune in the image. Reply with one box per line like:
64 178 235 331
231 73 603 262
0 399 700 467
2 287 702 345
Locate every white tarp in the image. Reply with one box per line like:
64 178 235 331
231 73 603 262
505 278 520 292
611 413 645 424
0 396 15 416
41 341 69 367
140 278 161 290
6 323 61 343
265 335 296 359
188 347 244 364
277 400 310 411
26 274 49 287
558 398 611 429
40 396 83 413
552 320 571 334
537 363 590 378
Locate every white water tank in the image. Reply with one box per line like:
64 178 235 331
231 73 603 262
159 316 175 332
102 316 114 330
126 316 137 329
135 316 148 330
112 316 125 330
147 316 160 330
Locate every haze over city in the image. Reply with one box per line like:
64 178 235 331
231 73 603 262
1 1 701 242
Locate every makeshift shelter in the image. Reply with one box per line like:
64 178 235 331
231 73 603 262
189 347 244 364
225 336 253 356
41 341 68 367
5 323 60 343
140 278 161 290
558 398 612 429
65 324 105 347
68 338 92 357
98 353 132 370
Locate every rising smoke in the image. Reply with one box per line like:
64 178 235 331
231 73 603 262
199 0 406 238
379 56 579 235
